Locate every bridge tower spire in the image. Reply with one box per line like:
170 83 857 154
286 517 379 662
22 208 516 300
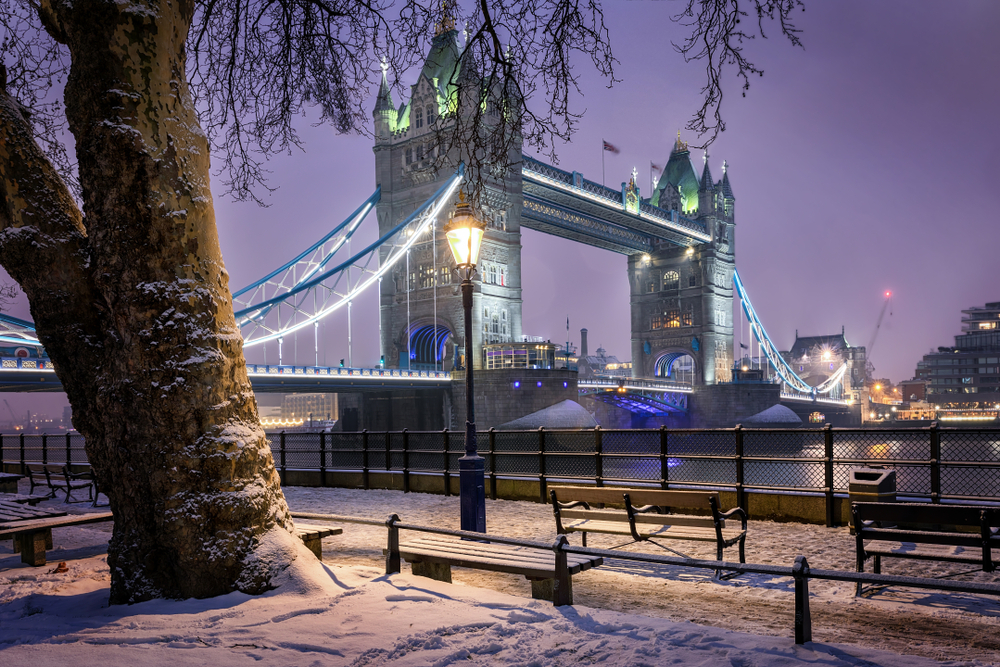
373 28 524 373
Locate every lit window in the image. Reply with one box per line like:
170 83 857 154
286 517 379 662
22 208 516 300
682 311 692 326
651 315 662 330
663 271 679 290
666 309 681 328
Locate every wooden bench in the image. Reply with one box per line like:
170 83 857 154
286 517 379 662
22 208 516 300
550 485 748 577
853 501 1000 595
25 464 96 504
385 522 602 606
0 511 114 566
294 523 342 559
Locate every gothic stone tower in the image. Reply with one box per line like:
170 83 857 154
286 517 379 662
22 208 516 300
373 28 523 371
629 137 736 384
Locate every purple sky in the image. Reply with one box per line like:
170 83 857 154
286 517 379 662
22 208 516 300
6 0 999 417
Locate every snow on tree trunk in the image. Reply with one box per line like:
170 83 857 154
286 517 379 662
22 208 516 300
0 0 297 602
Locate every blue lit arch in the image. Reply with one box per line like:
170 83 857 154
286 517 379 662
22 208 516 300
408 323 453 368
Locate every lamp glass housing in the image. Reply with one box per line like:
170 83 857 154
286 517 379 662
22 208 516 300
444 194 486 268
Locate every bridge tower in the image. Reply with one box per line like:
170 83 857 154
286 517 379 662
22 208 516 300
629 138 736 384
373 27 524 371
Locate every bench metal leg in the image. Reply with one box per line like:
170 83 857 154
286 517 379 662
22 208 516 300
411 560 452 583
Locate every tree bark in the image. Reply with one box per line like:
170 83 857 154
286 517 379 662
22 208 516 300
0 0 297 602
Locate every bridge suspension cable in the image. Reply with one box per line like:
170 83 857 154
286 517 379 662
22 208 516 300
234 167 465 349
733 269 847 398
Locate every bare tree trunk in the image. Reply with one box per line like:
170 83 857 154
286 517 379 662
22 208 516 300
0 0 297 603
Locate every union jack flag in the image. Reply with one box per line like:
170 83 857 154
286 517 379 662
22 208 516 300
602 140 619 154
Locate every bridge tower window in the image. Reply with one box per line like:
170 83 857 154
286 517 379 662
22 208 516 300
426 106 436 125
663 271 679 291
688 273 697 287
405 148 413 165
415 108 423 129
651 314 662 330
666 309 681 328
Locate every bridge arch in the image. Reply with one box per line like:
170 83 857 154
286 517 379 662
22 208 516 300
653 349 697 385
405 320 455 370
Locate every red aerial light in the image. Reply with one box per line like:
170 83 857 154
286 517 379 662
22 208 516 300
885 291 891 297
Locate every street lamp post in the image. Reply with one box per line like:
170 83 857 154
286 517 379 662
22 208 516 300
444 191 487 532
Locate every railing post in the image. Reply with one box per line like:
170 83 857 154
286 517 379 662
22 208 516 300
734 424 745 510
41 434 48 465
594 426 604 487
401 428 410 493
65 432 72 468
362 429 370 490
279 431 286 485
319 431 327 487
929 421 941 504
19 432 25 475
538 427 547 503
793 555 812 644
442 428 451 496
659 425 668 490
385 430 391 474
824 423 835 527
385 514 401 575
488 428 497 500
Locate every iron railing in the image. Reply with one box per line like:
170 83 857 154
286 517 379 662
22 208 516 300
4 425 999 519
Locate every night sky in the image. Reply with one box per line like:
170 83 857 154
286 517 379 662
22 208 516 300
5 0 999 417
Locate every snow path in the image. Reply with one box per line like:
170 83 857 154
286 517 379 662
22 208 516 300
0 484 997 665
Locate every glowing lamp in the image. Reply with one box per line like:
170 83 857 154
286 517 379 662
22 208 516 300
444 191 485 269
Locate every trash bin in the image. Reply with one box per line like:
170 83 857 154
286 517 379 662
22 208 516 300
849 466 896 533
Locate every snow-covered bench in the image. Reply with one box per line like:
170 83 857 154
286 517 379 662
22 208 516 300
549 485 747 577
25 464 96 505
0 511 114 566
853 502 1000 595
294 524 342 559
384 517 602 606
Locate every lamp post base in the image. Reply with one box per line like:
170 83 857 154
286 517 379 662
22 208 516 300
459 453 486 533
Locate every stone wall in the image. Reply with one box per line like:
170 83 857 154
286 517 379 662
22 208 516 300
689 382 781 428
450 368 578 430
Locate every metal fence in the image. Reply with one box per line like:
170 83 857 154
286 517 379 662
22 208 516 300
4 425 999 511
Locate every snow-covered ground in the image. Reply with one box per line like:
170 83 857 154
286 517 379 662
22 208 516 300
2 483 998 666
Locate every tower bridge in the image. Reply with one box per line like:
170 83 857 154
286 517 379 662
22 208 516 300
0 26 860 427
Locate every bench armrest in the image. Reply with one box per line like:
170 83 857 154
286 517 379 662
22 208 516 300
550 490 591 534
714 505 748 531
62 467 93 482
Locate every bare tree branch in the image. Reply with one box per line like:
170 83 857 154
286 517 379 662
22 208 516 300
673 0 804 147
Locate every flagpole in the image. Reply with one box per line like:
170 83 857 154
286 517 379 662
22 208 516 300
601 139 605 186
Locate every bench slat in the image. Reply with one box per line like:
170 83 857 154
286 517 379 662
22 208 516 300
404 536 600 569
558 509 720 529
854 502 1000 527
398 537 601 577
864 541 1000 564
0 511 114 537
860 528 999 549
551 485 717 509
294 524 343 540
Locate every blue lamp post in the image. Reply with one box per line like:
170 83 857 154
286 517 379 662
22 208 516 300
444 191 487 532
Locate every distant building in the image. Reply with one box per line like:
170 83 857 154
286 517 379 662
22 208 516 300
280 393 339 424
779 328 867 400
576 328 632 379
913 300 1000 410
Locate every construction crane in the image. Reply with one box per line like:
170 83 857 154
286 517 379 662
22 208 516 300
3 399 19 430
865 290 893 377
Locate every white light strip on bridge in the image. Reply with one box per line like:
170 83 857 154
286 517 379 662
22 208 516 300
0 335 43 347
578 381 693 394
242 174 463 348
522 168 710 243
246 365 450 381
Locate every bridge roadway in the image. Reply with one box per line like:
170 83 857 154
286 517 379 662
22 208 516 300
0 357 713 396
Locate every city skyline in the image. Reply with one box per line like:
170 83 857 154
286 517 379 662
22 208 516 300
3 0 998 415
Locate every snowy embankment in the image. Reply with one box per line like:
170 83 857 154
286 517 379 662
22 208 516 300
1 484 998 666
